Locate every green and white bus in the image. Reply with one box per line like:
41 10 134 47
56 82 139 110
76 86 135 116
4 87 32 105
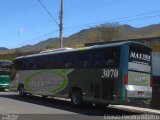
0 60 11 91
10 42 152 106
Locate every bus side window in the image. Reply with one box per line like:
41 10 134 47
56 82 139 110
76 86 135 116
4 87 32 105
86 53 93 67
77 52 93 68
78 54 85 67
105 48 120 67
50 57 57 69
72 53 79 68
94 53 101 67
94 50 106 67
63 53 73 68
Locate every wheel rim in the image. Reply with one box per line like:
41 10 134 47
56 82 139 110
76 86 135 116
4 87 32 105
72 92 81 105
19 87 24 96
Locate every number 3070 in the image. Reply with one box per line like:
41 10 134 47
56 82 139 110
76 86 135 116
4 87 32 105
102 69 119 78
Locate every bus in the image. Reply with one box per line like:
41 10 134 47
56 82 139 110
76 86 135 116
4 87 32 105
10 41 152 106
0 60 12 91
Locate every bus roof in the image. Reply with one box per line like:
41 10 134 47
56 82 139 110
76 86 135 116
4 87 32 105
14 41 151 60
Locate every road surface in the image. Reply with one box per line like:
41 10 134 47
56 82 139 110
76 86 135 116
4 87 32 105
0 92 159 120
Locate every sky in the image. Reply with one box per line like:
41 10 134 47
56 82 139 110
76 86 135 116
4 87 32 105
0 0 160 49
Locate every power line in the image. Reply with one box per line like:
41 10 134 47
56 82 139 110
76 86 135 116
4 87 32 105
18 2 160 31
18 30 59 46
37 0 59 26
65 0 111 13
0 0 28 17
64 0 100 12
0 1 38 25
65 0 123 17
107 10 160 22
2 0 160 48
16 13 160 48
37 0 64 48
64 10 160 31
118 14 160 23
12 10 160 47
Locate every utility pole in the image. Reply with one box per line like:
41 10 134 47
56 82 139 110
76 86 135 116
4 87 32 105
59 0 64 48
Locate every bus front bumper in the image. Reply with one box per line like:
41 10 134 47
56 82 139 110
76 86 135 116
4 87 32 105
0 84 10 91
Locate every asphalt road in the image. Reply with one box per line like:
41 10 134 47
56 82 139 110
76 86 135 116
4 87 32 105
0 92 157 120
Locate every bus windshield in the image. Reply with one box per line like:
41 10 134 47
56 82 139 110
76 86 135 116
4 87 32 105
0 61 11 75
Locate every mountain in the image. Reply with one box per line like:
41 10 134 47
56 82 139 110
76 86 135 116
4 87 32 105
0 47 8 50
120 24 160 39
13 38 61 53
1 23 160 54
0 47 9 53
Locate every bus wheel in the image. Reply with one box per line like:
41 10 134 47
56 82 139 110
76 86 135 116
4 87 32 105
18 85 26 97
71 89 82 107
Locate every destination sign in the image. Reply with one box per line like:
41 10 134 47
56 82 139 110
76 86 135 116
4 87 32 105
129 50 151 66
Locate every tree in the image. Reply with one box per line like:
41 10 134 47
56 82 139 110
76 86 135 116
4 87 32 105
96 22 122 42
87 29 100 42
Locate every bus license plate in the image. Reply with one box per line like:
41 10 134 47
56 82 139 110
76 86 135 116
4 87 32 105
138 91 144 96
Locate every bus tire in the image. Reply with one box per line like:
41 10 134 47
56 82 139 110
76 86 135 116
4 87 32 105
18 85 26 97
71 89 82 107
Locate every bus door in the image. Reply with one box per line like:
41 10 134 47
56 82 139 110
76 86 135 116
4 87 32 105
100 47 120 101
101 74 117 100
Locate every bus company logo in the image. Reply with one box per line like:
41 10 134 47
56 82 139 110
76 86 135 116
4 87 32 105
130 51 150 62
25 71 68 94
